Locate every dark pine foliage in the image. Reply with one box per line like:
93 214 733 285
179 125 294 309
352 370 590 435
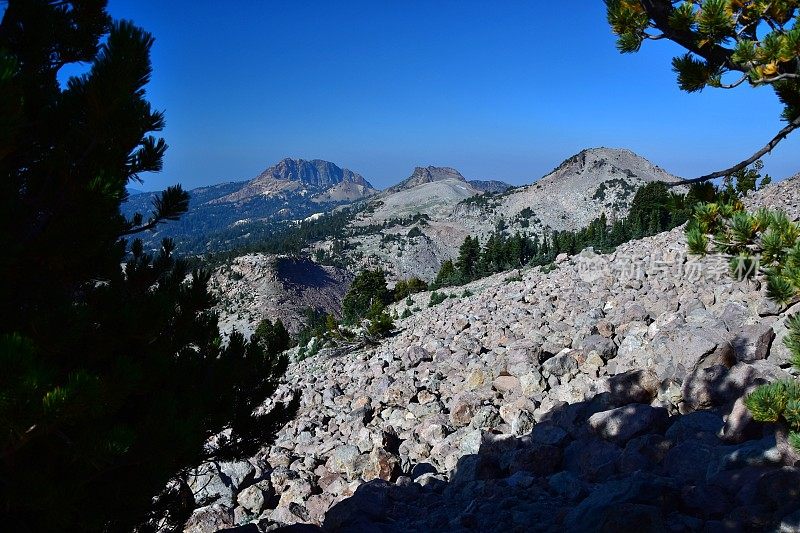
254 318 291 357
0 2 295 531
341 268 393 324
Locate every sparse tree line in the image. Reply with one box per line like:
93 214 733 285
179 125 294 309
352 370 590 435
429 178 747 289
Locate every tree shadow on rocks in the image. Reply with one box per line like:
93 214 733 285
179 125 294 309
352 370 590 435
262 369 800 533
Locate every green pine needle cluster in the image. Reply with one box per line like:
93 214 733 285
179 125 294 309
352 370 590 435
607 1 800 122
686 162 800 451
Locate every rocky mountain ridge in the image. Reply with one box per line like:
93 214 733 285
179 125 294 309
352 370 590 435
310 148 685 281
182 175 800 532
121 158 376 254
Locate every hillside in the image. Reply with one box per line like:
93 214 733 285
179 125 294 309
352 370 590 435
312 148 684 281
495 147 683 230
211 255 352 338
182 175 800 532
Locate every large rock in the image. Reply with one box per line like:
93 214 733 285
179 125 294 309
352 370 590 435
328 445 364 480
184 504 234 533
187 463 234 507
236 481 270 515
731 323 775 363
361 447 399 482
450 393 481 427
588 404 668 444
563 472 679 532
606 369 659 407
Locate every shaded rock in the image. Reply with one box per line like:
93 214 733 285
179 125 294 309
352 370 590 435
510 445 562 477
737 466 800 517
588 404 668 444
665 410 724 444
564 472 678 532
547 470 587 501
662 441 717 483
680 484 730 520
184 504 234 533
528 422 570 447
410 462 437 480
618 434 672 474
607 369 659 407
563 437 621 481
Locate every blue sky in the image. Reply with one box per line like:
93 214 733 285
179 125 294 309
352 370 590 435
71 0 800 190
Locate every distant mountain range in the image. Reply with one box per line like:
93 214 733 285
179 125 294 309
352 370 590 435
122 148 680 259
205 147 686 334
121 158 377 253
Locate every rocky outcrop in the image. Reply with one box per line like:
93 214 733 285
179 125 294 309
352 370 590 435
212 254 351 337
184 177 800 532
468 179 513 194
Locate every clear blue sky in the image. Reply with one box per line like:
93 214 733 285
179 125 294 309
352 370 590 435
76 1 800 190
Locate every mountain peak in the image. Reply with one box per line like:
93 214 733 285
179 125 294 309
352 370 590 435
255 158 372 189
387 165 466 193
549 147 679 182
214 158 375 204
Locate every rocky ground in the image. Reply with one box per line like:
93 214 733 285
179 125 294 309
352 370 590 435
185 177 800 532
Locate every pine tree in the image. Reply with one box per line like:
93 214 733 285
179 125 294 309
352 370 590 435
0 2 295 530
254 318 291 356
341 268 391 324
607 0 800 184
433 259 458 287
456 235 481 282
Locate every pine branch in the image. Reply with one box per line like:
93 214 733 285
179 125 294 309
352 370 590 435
639 0 740 72
670 114 800 187
120 185 189 237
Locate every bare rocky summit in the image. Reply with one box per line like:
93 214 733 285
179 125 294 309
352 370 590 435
386 166 469 193
184 176 800 532
216 158 376 204
496 147 684 231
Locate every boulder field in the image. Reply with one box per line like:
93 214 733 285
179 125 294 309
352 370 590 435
185 177 800 532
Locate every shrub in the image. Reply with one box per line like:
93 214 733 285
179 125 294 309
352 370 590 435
429 291 448 307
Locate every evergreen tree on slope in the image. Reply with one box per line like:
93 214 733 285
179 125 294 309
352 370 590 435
0 2 295 530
